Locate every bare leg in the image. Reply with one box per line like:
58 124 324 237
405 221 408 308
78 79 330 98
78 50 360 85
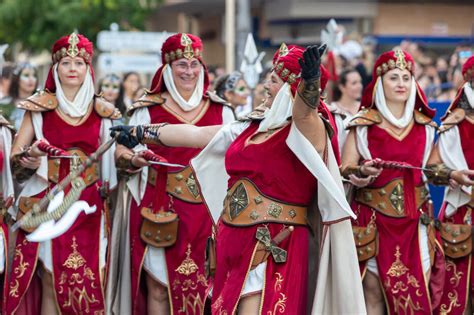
238 293 261 315
363 271 385 315
146 272 170 315
40 265 59 315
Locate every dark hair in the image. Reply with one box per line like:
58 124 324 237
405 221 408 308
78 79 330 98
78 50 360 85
332 68 359 102
1 62 15 80
213 71 243 100
8 63 38 100
116 72 141 115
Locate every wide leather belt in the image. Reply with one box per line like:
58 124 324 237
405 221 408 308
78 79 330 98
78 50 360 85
48 148 98 187
222 178 307 226
148 166 202 203
355 178 429 217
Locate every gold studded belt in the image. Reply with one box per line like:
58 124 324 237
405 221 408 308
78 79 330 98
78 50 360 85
148 166 202 203
355 179 428 218
48 148 98 187
222 179 307 226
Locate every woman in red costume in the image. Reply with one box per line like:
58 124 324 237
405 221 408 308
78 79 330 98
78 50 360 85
111 33 234 315
112 43 366 314
341 49 448 314
0 113 14 314
425 55 474 314
7 32 120 314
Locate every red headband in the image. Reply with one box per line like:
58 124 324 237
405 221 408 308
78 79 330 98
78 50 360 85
360 49 435 118
462 55 474 82
149 33 209 94
272 43 329 96
45 32 95 92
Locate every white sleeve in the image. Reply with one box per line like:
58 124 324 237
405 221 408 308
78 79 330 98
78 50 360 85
191 121 249 223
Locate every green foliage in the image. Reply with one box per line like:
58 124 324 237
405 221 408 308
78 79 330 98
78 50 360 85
0 0 161 53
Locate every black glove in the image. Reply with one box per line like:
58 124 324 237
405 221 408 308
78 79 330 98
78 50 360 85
110 125 143 148
298 44 327 81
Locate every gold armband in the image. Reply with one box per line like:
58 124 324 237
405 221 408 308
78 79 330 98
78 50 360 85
341 165 367 179
424 163 453 186
297 79 320 109
142 123 169 145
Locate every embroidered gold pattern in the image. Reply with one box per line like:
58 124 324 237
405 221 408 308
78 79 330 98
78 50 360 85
63 236 86 270
178 292 205 314
9 280 19 298
446 259 463 287
212 295 228 315
63 286 99 314
59 236 101 313
439 291 461 313
175 244 199 276
9 239 30 297
267 293 288 315
181 33 194 60
386 246 409 277
392 295 422 314
274 272 284 292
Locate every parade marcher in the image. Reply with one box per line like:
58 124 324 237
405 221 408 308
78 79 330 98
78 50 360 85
328 68 362 154
112 43 366 314
111 33 235 315
98 73 121 106
0 114 14 314
6 32 120 314
214 71 251 117
426 55 474 314
341 49 444 314
116 71 142 115
7 63 39 129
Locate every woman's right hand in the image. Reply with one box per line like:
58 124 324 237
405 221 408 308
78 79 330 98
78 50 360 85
130 151 151 168
348 174 376 188
450 169 474 187
360 159 383 177
20 140 46 170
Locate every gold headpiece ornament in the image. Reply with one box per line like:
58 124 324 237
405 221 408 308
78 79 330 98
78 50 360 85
394 49 408 71
278 43 289 57
181 33 194 60
67 32 79 58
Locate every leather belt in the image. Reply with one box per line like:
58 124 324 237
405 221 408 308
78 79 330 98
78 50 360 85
222 178 307 226
48 148 98 187
355 178 429 217
148 166 202 203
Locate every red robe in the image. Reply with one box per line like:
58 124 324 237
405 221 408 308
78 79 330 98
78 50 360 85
6 110 108 314
352 123 434 314
129 102 224 315
436 119 474 314
211 121 318 314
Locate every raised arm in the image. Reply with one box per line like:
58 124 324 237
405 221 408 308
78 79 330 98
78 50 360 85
292 44 327 154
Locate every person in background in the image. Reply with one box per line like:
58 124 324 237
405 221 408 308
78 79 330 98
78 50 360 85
214 71 251 117
0 63 14 100
7 63 39 129
426 55 474 314
328 68 363 154
99 73 121 105
117 71 142 113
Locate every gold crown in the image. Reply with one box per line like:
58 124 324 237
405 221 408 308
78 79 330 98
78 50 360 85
52 32 91 63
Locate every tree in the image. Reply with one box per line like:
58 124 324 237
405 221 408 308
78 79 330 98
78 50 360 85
0 0 161 54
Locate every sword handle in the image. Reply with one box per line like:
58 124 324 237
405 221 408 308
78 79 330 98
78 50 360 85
141 150 168 163
272 226 294 245
37 141 69 157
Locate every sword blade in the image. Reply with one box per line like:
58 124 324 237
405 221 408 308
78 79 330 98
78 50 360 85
148 161 186 168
